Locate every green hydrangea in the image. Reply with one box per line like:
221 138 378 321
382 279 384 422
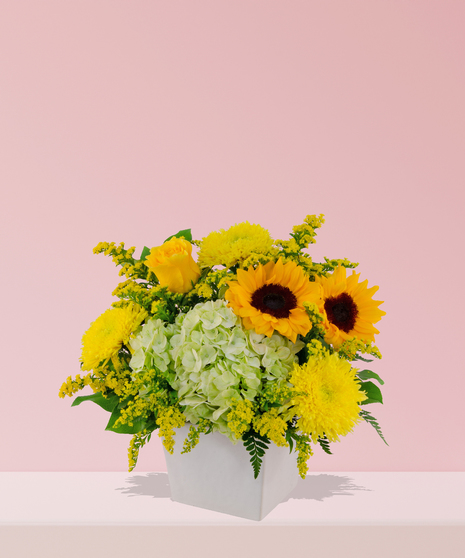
129 300 304 440
129 318 176 375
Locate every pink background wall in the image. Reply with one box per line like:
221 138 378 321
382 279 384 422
1 1 464 472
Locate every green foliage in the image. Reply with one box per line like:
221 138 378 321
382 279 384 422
319 257 359 273
337 340 382 362
297 343 309 366
285 428 296 454
112 279 160 313
128 429 153 472
354 355 374 363
164 228 193 243
317 435 332 455
258 381 294 411
71 392 119 413
105 407 156 434
181 420 213 454
357 369 384 385
285 428 313 478
284 426 304 454
359 380 383 405
139 246 151 261
242 430 270 479
360 410 388 445
168 390 179 406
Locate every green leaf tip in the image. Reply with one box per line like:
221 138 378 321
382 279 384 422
164 229 193 243
359 380 383 405
71 392 119 413
139 246 151 261
357 369 385 385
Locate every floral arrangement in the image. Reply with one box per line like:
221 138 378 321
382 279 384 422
60 215 387 478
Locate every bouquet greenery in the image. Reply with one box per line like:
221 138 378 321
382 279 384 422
60 215 387 478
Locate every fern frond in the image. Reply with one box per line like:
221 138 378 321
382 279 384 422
317 435 332 455
360 409 388 445
243 430 270 479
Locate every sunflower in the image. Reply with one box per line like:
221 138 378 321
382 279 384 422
289 354 367 443
225 258 322 343
315 266 385 349
81 303 148 371
197 222 273 269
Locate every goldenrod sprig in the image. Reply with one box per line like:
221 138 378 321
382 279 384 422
337 338 382 361
226 398 255 440
156 407 186 453
181 419 213 454
58 373 96 398
128 429 152 472
252 409 288 448
94 241 154 281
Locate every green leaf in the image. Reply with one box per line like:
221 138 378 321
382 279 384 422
71 392 119 413
360 410 388 445
217 284 229 299
357 370 385 385
359 381 383 405
288 437 294 454
169 390 179 405
285 428 295 454
139 246 151 261
105 407 151 434
164 229 192 243
117 396 133 410
297 344 309 366
354 355 373 363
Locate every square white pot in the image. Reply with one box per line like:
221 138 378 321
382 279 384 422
164 425 299 521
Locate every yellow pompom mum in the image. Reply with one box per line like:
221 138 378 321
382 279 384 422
81 304 148 371
289 354 367 443
197 222 273 269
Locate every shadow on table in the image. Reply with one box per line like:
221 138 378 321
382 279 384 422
117 472 369 502
285 474 370 502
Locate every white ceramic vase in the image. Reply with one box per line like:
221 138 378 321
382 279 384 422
164 425 299 521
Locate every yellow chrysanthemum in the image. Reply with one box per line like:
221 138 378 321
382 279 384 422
315 266 386 349
81 304 148 371
197 222 273 269
225 259 323 343
289 354 367 443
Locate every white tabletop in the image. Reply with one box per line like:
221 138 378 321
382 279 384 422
1 471 464 526
1 472 464 558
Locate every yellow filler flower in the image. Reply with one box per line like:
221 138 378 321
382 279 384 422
145 237 200 294
225 259 322 343
289 354 367 443
81 304 148 371
315 265 386 349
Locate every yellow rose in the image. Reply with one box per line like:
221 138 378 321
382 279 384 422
145 237 200 293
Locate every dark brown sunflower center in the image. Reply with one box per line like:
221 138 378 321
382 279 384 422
324 292 358 333
251 283 298 319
